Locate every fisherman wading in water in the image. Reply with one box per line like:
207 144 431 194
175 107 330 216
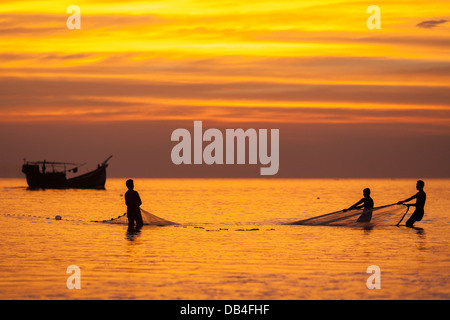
397 180 426 228
344 188 374 222
125 179 144 231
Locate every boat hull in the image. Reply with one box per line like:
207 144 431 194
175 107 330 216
22 164 108 189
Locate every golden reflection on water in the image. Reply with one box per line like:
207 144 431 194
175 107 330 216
0 178 449 299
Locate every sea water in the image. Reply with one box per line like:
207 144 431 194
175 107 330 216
0 178 448 299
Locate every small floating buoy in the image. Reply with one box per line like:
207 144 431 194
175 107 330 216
55 215 62 220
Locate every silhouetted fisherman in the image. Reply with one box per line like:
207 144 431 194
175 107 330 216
125 179 143 231
344 188 374 222
398 180 426 228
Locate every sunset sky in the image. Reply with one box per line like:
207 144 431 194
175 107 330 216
0 0 449 178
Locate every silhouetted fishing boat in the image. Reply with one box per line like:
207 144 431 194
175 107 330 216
22 156 112 189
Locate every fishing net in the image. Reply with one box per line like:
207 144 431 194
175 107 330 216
289 204 409 227
94 208 177 226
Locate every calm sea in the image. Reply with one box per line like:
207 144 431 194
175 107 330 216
0 178 448 299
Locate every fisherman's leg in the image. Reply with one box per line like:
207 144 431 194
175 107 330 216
357 211 372 222
405 216 416 228
136 213 144 230
128 215 136 231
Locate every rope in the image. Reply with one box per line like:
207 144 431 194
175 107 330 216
0 213 85 222
395 205 410 226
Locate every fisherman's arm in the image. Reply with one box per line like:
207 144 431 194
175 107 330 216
125 193 130 207
397 194 417 205
344 199 363 211
137 192 142 207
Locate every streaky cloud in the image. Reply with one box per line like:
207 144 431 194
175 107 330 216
416 19 448 29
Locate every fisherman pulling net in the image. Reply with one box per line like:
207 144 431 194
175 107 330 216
288 203 410 227
93 208 177 226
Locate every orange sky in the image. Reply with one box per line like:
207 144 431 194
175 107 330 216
0 1 449 177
